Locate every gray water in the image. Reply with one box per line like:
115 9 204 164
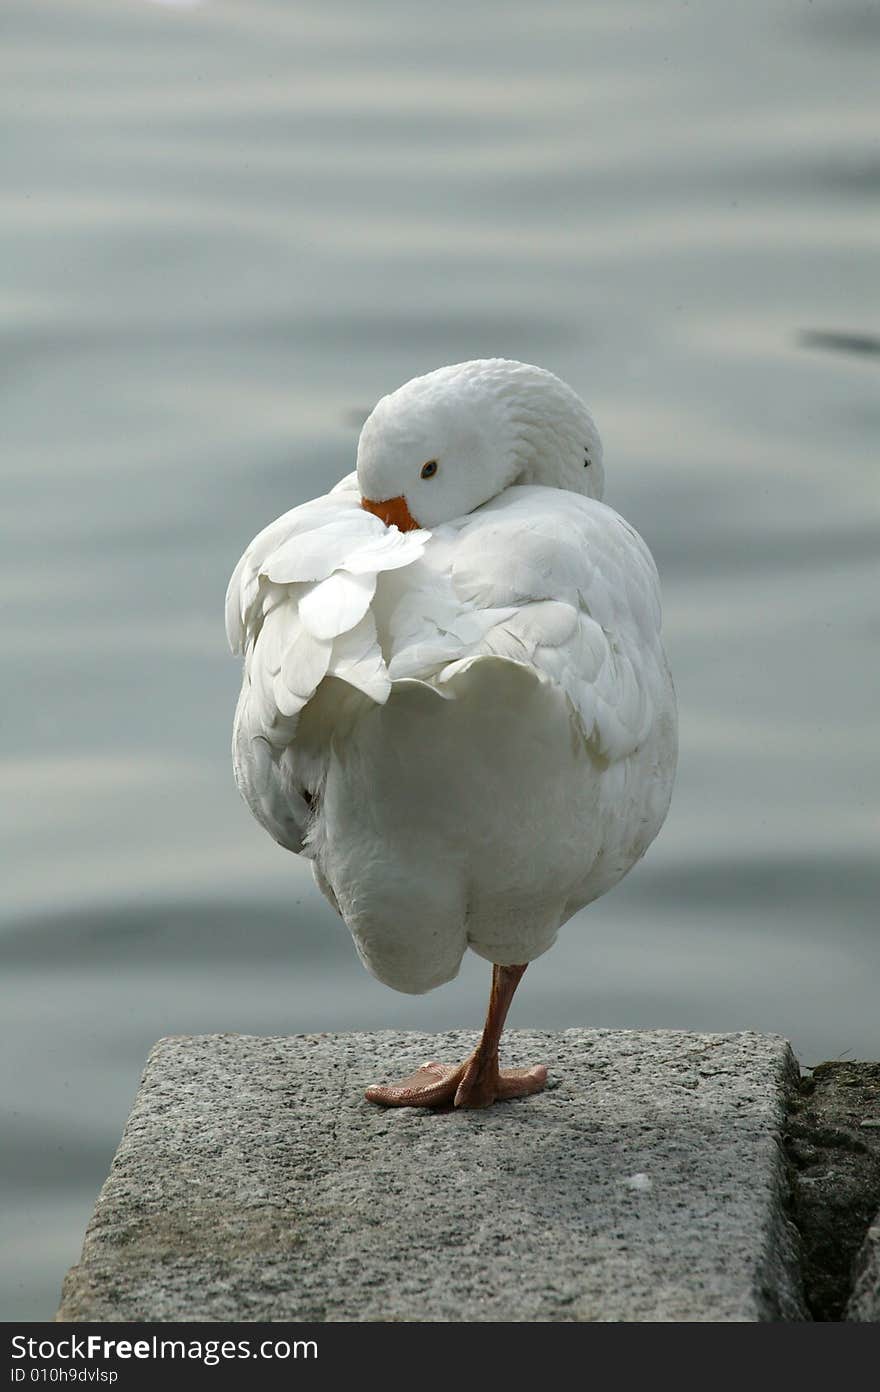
2 0 878 1320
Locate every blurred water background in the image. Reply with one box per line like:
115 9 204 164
2 0 878 1320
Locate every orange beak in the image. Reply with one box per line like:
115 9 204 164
361 494 421 531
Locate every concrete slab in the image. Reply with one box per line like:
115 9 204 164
56 1029 806 1322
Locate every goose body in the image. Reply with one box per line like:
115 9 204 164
227 359 677 1106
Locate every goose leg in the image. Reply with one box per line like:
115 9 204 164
364 963 547 1109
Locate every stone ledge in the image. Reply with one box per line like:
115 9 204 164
56 1029 806 1323
847 1221 880 1321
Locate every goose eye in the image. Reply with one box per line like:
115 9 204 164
420 460 438 480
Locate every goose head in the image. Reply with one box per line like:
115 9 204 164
357 358 604 530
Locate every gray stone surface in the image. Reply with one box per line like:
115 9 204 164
847 1220 880 1322
57 1029 806 1323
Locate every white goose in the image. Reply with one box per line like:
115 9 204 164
226 359 677 1108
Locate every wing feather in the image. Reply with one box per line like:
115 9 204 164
399 486 667 760
227 479 669 855
227 487 429 849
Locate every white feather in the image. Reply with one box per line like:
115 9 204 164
299 569 377 641
329 612 391 704
280 621 332 701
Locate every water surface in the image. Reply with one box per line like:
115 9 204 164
2 0 878 1319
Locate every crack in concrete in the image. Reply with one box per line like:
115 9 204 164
783 1062 880 1321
